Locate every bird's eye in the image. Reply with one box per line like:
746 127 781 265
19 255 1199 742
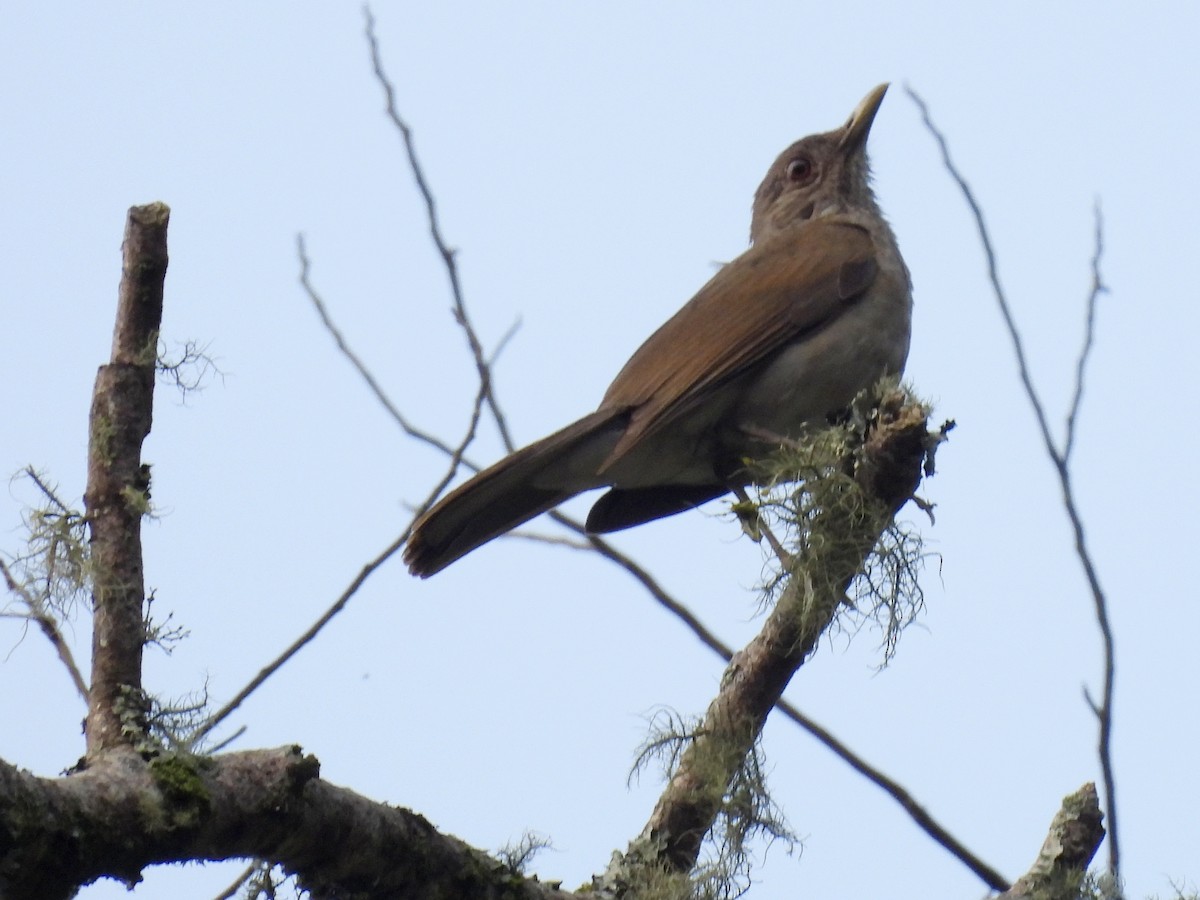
786 157 814 184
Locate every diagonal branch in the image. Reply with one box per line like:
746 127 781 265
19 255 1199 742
0 558 88 702
907 84 1119 876
297 234 455 457
615 390 932 877
195 529 409 744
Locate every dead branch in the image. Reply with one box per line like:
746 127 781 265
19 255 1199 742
83 201 169 756
1000 783 1106 900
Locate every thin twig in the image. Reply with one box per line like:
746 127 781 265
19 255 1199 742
271 238 491 713
364 6 515 453
906 84 1119 876
506 531 594 552
195 529 408 743
297 235 454 456
1064 204 1107 464
207 10 524 727
0 558 89 702
211 862 258 900
298 235 490 520
732 484 794 568
23 467 72 513
775 695 1010 891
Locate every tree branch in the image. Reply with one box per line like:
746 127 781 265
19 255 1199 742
194 529 408 744
83 201 169 756
1064 205 1107 464
907 85 1120 876
363 6 515 453
614 390 932 877
1000 783 1106 900
0 558 88 702
0 747 575 900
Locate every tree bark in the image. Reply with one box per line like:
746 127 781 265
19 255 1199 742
0 748 576 900
628 391 933 875
83 202 169 756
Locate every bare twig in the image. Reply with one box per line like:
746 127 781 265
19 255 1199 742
204 8 536 729
364 6 515 453
505 531 594 553
1064 204 1107 464
0 558 88 702
297 235 461 460
732 484 794 568
232 237 492 722
777 693 1010 891
211 862 258 900
1000 783 1105 899
23 468 72 514
297 234 489 521
907 84 1119 876
195 529 408 743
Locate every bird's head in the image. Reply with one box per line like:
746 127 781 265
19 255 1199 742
750 83 889 244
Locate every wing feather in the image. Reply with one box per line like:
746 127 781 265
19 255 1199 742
598 219 877 465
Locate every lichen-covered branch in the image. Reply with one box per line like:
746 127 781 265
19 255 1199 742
1000 783 1106 900
83 202 170 756
0 747 575 900
613 389 933 879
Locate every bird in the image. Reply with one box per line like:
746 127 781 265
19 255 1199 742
405 83 911 578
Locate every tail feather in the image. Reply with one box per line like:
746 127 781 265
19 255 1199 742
585 484 730 534
405 409 624 577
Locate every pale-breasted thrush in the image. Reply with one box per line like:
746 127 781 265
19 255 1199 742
405 84 912 577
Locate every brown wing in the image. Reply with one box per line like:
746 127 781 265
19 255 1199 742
597 219 877 466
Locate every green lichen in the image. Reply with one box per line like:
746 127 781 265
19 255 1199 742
90 413 117 464
149 752 212 830
135 330 160 367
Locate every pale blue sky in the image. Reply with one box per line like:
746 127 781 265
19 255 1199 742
2 3 1198 898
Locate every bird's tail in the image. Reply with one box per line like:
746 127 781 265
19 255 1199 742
404 409 625 577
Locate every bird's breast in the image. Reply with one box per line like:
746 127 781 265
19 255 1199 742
729 278 912 443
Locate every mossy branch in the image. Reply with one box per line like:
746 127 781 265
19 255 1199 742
83 202 169 756
605 384 939 889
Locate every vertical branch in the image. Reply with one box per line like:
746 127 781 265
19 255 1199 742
907 86 1119 876
83 202 169 756
363 6 516 454
1063 204 1106 464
